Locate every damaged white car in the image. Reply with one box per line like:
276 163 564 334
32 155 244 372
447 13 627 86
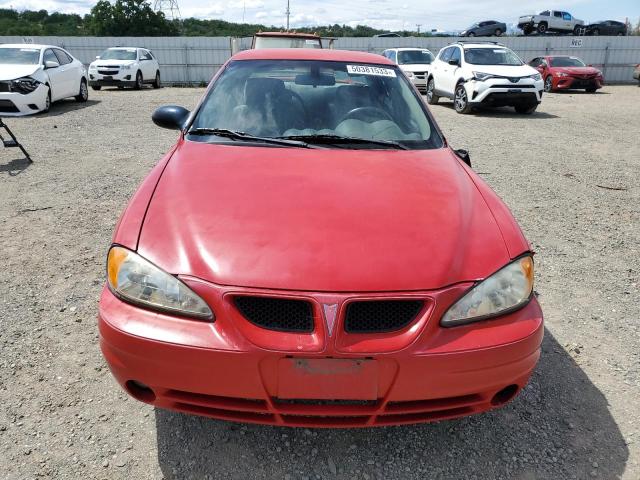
0 44 88 116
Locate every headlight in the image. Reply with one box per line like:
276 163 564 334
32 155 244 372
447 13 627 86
529 73 542 81
441 256 534 327
472 71 493 81
405 71 415 78
89 64 97 71
121 64 132 70
596 70 603 76
107 246 213 320
556 72 569 77
11 77 40 94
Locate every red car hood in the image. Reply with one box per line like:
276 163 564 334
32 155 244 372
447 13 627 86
137 141 511 292
553 66 599 76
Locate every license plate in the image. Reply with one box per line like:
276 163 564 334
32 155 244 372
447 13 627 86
508 89 522 93
277 358 378 400
103 76 113 80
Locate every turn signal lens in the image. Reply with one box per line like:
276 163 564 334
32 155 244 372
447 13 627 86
441 255 534 327
106 246 213 320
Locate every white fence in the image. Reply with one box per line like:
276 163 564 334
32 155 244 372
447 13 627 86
2 35 639 85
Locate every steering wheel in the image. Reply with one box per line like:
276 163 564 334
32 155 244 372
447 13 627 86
339 106 393 124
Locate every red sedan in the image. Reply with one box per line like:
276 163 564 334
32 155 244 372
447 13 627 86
99 48 543 428
529 55 604 93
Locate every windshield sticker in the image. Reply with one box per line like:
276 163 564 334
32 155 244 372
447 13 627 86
347 65 396 77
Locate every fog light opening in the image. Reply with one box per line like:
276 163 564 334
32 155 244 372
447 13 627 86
491 384 519 406
125 380 156 403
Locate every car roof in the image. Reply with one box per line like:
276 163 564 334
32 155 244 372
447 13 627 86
0 44 57 50
232 48 395 65
105 47 145 50
451 42 506 49
387 47 433 52
254 32 320 39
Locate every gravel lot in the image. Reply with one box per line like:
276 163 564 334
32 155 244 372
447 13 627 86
1 85 639 480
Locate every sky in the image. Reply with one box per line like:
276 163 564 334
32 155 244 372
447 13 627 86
2 0 639 31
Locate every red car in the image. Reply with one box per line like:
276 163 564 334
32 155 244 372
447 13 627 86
529 55 604 93
99 48 543 428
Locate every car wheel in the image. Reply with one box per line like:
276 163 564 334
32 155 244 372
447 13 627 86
515 104 537 114
617 32 624 36
454 83 472 114
426 78 439 105
134 71 143 90
495 29 502 36
41 87 51 113
573 26 582 35
544 76 553 93
153 71 161 89
75 78 88 102
592 28 599 36
523 27 533 35
91 85 101 91
468 32 475 37
537 22 547 34
586 87 597 93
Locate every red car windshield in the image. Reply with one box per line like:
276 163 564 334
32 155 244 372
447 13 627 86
550 57 586 68
190 59 442 149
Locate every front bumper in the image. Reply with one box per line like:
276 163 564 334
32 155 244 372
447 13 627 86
98 278 544 428
464 78 544 107
0 84 48 116
408 76 427 92
89 70 135 87
552 76 603 90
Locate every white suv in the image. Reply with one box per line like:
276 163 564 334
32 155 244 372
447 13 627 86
382 48 435 93
88 47 160 90
426 42 544 114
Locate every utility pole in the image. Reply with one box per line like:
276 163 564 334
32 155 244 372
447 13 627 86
286 0 290 30
416 24 421 34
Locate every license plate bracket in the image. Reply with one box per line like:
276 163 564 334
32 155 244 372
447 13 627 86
277 358 378 400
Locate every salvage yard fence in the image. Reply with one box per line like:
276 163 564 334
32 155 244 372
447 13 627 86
1 35 639 85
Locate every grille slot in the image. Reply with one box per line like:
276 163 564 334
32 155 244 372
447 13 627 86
234 296 314 332
344 300 423 333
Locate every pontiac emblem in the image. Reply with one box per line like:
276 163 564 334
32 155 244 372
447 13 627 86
323 303 338 336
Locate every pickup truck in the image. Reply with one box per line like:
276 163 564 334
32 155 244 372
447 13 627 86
518 10 584 35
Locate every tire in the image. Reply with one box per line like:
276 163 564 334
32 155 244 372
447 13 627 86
41 87 51 113
426 78 439 105
523 27 533 35
153 71 161 89
544 76 554 93
515 104 538 114
586 87 597 93
537 22 547 34
495 29 502 36
75 78 88 102
468 32 475 37
91 85 101 91
134 71 143 90
573 26 582 35
453 83 472 114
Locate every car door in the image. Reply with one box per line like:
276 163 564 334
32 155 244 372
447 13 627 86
442 47 461 95
562 12 574 31
53 48 79 97
42 49 64 101
550 11 563 30
138 49 155 81
434 47 452 93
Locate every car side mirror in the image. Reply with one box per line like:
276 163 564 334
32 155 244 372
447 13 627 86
448 59 460 66
44 60 60 69
454 149 471 167
152 105 190 130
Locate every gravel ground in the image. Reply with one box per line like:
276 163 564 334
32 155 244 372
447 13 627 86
1 85 638 480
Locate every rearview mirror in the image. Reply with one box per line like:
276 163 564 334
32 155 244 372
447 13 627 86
295 73 335 86
44 60 59 69
454 149 471 167
448 59 460 66
152 105 190 130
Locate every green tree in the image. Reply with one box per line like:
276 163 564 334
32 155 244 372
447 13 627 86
87 0 178 36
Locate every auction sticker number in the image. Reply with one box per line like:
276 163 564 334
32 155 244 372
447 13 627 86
347 65 396 77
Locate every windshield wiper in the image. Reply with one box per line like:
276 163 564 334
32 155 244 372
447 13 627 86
187 128 316 149
276 134 409 150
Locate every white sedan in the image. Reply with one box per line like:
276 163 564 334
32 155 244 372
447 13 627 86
0 44 88 116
